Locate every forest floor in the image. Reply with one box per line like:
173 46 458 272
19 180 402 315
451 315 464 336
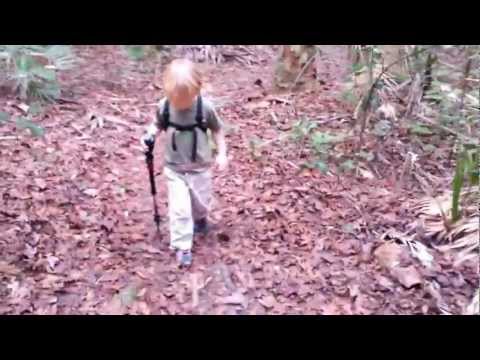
0 46 477 315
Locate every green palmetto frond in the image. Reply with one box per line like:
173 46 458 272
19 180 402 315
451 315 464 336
464 290 479 315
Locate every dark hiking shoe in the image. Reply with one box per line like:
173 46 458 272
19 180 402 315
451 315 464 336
176 250 192 267
194 218 211 235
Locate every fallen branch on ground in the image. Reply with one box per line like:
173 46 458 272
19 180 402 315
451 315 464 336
416 113 479 144
103 116 131 128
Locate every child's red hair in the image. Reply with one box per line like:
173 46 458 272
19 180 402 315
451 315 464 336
163 59 202 110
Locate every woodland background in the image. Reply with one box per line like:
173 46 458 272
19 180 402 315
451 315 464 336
0 45 478 315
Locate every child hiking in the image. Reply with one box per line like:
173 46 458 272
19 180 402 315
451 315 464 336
141 59 228 267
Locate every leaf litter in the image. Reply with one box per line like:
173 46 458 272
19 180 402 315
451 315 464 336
0 45 477 315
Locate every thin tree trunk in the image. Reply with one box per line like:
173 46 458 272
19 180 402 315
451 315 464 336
405 73 423 118
459 48 473 112
422 51 436 98
274 45 317 89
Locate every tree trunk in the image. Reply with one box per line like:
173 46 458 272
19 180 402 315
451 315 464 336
274 45 317 89
405 73 423 118
380 45 409 78
459 48 473 112
422 51 436 97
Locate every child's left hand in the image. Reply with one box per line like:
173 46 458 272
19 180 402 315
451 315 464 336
215 154 228 171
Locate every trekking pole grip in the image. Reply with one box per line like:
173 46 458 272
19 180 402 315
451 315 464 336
145 137 155 162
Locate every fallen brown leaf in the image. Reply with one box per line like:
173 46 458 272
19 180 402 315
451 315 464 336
0 261 21 275
83 188 99 197
217 291 247 307
34 178 47 190
259 295 277 309
101 296 125 315
374 242 404 269
376 275 394 290
391 266 423 289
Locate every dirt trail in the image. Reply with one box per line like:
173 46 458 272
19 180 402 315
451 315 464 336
0 46 476 315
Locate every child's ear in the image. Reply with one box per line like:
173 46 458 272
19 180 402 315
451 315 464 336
203 82 213 96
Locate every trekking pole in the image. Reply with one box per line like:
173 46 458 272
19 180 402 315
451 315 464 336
144 138 161 233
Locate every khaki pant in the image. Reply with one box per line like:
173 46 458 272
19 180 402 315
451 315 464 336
164 167 212 251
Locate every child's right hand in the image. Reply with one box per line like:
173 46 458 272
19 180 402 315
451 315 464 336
140 134 155 153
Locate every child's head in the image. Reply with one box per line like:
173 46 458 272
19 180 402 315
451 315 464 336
163 59 202 110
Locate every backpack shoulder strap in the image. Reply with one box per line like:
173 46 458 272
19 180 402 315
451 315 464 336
195 96 207 131
159 100 170 130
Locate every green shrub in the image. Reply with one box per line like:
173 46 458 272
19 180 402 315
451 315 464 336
0 45 75 102
0 110 44 137
452 144 479 222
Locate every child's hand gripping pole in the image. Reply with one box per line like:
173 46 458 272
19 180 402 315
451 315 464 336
144 137 161 233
